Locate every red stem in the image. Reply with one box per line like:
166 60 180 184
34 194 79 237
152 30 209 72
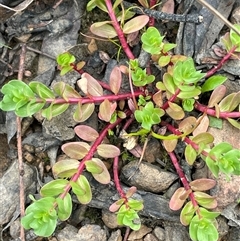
168 152 199 209
113 156 127 201
148 0 157 26
205 46 237 78
59 111 131 199
162 88 181 110
42 91 145 104
194 102 240 119
105 0 135 59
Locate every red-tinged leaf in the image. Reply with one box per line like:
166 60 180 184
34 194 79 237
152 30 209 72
193 115 209 136
185 144 197 165
227 118 240 129
123 15 149 34
61 142 90 159
97 144 120 158
52 159 79 178
219 92 240 112
126 186 137 198
73 103 95 122
180 201 195 226
163 138 178 152
169 187 189 211
138 0 149 8
208 85 226 107
77 73 103 96
86 158 111 184
194 191 218 209
109 199 125 212
74 125 99 142
109 66 122 95
192 132 214 145
98 99 117 122
90 21 117 38
190 179 216 191
166 102 185 120
153 90 163 107
53 82 81 100
178 116 197 134
119 65 129 74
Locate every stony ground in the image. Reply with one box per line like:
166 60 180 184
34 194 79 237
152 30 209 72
0 0 240 241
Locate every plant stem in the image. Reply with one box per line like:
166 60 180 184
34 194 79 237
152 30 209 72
113 156 127 200
59 110 132 199
205 46 237 78
105 0 135 59
148 0 157 26
42 91 145 105
194 101 240 118
161 88 181 110
168 152 199 209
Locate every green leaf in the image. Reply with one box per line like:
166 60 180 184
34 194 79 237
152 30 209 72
230 24 240 51
158 55 171 67
128 199 144 211
227 118 240 129
40 179 69 197
42 103 69 120
73 103 95 122
52 159 79 178
180 201 195 226
201 75 227 93
71 175 92 204
209 116 223 129
182 99 195 111
185 144 197 165
56 193 72 221
15 101 45 117
86 158 111 184
194 192 217 209
29 81 55 99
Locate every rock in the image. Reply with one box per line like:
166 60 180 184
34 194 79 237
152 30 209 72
225 227 240 241
9 219 21 239
0 160 36 224
52 224 108 241
163 221 191 241
80 173 180 222
144 233 158 241
221 203 240 227
153 226 165 241
209 172 240 208
121 161 178 193
22 132 61 152
102 210 120 229
108 229 122 241
128 224 152 240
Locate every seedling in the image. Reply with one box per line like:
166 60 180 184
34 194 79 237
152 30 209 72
0 2 240 240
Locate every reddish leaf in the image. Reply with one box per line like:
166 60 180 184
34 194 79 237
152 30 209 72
109 66 122 95
153 90 163 107
90 21 117 38
169 187 190 211
193 115 209 136
126 186 137 198
208 85 226 107
53 82 81 101
61 142 90 159
98 100 117 122
166 102 185 120
77 73 103 96
97 144 120 158
178 116 197 134
163 138 178 152
190 179 216 192
109 199 125 212
123 15 149 34
74 125 99 142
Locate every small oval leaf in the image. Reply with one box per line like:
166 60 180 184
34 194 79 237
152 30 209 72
123 15 149 34
74 125 99 141
97 144 120 158
61 142 90 159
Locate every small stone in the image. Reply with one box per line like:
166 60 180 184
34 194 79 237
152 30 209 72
144 233 158 241
164 221 190 241
77 224 107 241
153 226 165 241
10 219 21 239
23 144 35 154
56 224 78 241
128 225 152 240
108 229 122 241
102 210 120 229
121 161 178 193
23 151 35 163
209 172 240 208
